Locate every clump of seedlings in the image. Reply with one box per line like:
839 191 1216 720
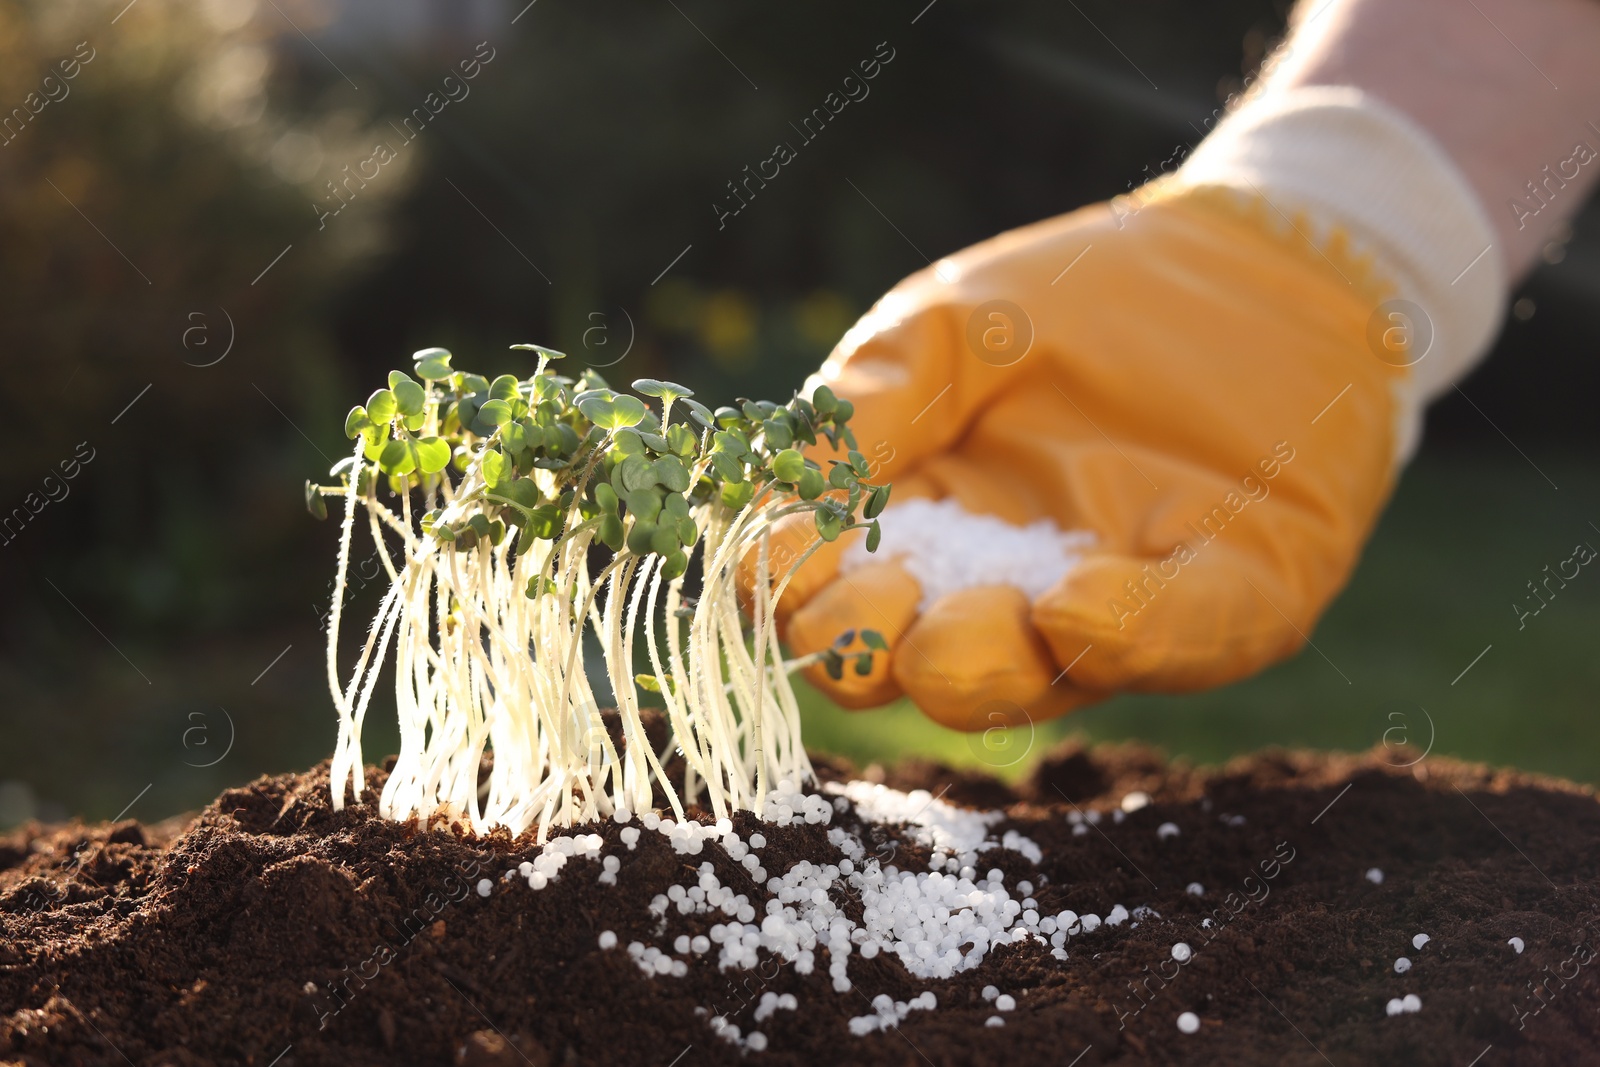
307 345 889 839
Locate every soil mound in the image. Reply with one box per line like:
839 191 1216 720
3 743 1597 1066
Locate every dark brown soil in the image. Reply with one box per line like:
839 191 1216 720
3 741 1599 1066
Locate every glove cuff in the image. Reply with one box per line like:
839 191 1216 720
1173 86 1506 453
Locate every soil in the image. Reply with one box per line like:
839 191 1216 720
3 740 1599 1067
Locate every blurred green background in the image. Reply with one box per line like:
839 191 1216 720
1 0 1596 827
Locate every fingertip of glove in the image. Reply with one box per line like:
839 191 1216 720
891 585 1098 731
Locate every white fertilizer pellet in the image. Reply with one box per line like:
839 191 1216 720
1393 957 1411 974
1412 933 1430 950
1186 882 1205 896
1122 791 1150 813
995 994 1016 1012
598 930 617 950
1509 937 1525 954
1387 995 1423 1016
985 1016 1005 1028
753 993 798 1023
476 878 492 897
1177 1011 1200 1034
1171 942 1192 963
1366 868 1385 884
840 497 1094 610
981 985 999 1002
1157 822 1180 840
848 992 938 1035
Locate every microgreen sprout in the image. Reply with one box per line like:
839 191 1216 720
308 345 888 838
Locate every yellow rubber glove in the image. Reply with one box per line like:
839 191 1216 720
765 178 1426 731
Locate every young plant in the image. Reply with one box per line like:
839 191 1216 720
307 345 889 839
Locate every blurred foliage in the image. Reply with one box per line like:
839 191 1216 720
1 0 1598 827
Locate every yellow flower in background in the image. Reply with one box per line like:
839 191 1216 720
700 289 757 368
644 276 704 334
793 289 856 350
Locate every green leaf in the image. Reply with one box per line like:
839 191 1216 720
389 371 427 416
614 428 645 455
666 423 698 457
510 343 566 360
833 629 856 649
477 399 514 427
634 673 662 693
610 395 648 428
618 453 656 492
866 518 882 552
772 448 806 483
815 508 843 542
627 519 657 555
366 389 398 424
710 451 744 484
344 406 371 439
632 378 694 400
861 629 888 651
763 419 794 449
654 455 691 493
488 478 541 511
661 549 690 581
625 488 662 522
865 484 892 519
598 512 625 550
676 515 698 546
834 399 855 422
412 347 454 380
490 374 521 402
304 481 328 520
828 463 854 490
720 480 753 510
849 450 870 477
824 650 844 681
798 468 825 500
650 524 680 555
682 398 716 429
595 482 619 514
502 420 531 455
811 385 837 416
578 393 648 431
459 372 491 395
378 438 415 475
481 449 509 487
854 653 874 676
416 437 450 474
713 429 749 455
527 575 559 598
524 505 561 539
550 422 581 455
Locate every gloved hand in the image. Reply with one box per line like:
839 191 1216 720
761 89 1505 731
